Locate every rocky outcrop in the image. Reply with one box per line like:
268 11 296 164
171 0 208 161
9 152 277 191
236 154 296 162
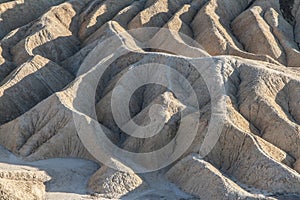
0 162 50 200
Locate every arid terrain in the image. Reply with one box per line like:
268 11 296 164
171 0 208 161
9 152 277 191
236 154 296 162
0 0 300 199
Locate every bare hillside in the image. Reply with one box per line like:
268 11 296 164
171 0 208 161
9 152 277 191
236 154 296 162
0 0 300 199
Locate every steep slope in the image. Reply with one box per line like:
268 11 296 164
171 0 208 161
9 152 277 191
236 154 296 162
0 0 300 199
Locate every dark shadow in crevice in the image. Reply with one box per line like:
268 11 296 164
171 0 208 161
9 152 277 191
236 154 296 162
279 0 296 26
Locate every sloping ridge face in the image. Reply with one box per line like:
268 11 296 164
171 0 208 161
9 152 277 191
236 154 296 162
0 0 300 199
